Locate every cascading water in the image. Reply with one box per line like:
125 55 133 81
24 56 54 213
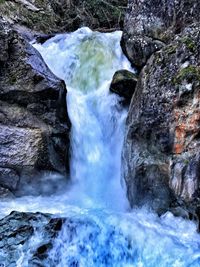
33 28 130 212
0 28 200 266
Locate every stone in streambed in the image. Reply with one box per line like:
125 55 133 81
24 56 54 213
110 70 138 104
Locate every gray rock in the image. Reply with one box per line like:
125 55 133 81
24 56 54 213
122 24 200 213
121 0 200 69
0 19 70 195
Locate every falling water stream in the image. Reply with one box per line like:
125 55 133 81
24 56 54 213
1 28 200 266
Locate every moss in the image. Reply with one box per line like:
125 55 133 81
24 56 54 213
184 159 190 165
173 65 200 85
181 37 196 52
159 30 174 43
9 74 17 85
155 52 163 65
165 44 177 55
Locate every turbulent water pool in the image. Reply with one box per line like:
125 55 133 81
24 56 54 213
1 27 200 266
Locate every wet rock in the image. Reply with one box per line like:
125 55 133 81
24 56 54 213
0 211 102 266
0 19 70 195
35 33 56 44
121 0 200 69
195 206 200 232
0 211 50 266
121 34 164 70
110 69 137 104
122 24 200 213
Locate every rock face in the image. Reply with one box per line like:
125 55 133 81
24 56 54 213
110 69 137 104
0 19 70 195
121 0 200 69
0 0 127 34
122 0 200 216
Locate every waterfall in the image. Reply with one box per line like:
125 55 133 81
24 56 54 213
0 28 200 266
33 27 131 211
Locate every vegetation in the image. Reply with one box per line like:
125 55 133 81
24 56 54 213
182 37 196 52
173 65 200 84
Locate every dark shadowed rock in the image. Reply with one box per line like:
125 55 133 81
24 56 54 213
122 24 200 214
110 69 137 104
0 19 70 196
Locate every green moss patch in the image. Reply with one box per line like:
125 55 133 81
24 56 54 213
165 44 177 55
173 65 200 85
181 37 196 52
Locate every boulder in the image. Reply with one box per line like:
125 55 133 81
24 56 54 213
121 0 200 69
110 69 137 104
122 24 200 214
0 19 70 195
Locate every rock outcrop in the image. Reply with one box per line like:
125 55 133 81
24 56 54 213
0 0 127 34
0 19 70 195
122 0 200 217
121 0 200 69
